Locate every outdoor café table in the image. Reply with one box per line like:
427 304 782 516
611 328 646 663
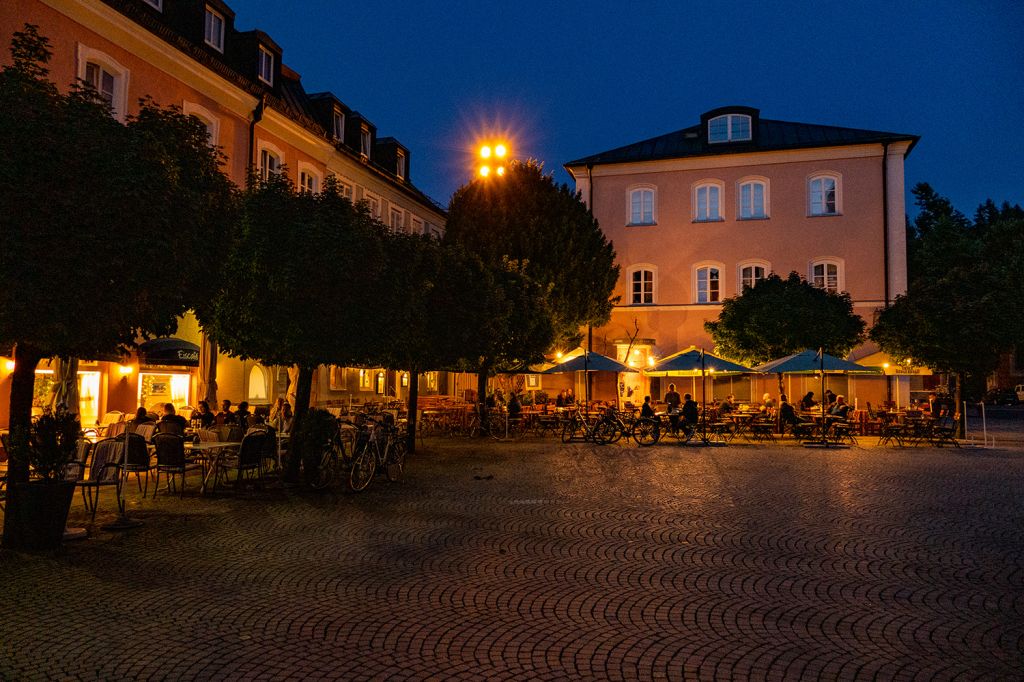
729 413 757 440
185 441 241 494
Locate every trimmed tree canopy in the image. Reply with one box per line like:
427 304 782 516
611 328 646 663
704 272 866 366
444 160 618 348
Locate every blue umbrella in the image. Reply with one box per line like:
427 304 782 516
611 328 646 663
754 349 880 374
541 351 636 374
647 347 752 375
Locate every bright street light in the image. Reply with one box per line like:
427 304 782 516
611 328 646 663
476 140 510 179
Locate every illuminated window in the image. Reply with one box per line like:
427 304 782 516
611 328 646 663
247 366 267 401
358 369 372 390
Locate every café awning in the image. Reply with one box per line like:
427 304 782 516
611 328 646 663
138 338 200 367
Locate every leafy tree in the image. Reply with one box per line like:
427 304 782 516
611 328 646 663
199 173 385 482
370 235 496 451
0 25 235 489
872 188 1023 434
704 272 866 390
444 161 617 412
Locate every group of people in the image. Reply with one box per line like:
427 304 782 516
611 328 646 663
127 397 295 438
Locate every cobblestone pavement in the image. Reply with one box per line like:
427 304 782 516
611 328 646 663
1 440 1023 680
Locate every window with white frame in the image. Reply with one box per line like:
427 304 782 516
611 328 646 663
360 126 371 158
396 151 406 180
299 169 319 193
363 191 381 219
808 174 840 216
628 267 656 305
695 266 722 303
739 263 767 290
694 182 723 221
182 101 219 145
336 178 354 200
708 114 752 143
738 179 767 219
258 146 282 181
257 45 274 85
332 109 345 142
390 207 404 231
78 46 129 119
410 216 425 234
811 260 841 292
627 187 655 225
143 0 162 9
204 7 225 51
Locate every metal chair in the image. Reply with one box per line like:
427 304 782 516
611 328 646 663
152 433 201 498
119 432 153 497
213 431 269 494
74 437 123 522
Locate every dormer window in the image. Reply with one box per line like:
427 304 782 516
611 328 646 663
257 45 274 85
332 109 345 142
143 0 162 10
396 151 406 180
204 7 225 52
360 126 371 158
708 114 752 143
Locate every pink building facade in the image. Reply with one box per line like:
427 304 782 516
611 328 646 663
565 106 919 406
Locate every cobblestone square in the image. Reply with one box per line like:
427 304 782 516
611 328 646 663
1 440 1022 680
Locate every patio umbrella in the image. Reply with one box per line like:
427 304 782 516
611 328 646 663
541 351 635 374
50 356 80 415
543 351 636 408
647 347 754 444
755 349 880 448
198 334 218 407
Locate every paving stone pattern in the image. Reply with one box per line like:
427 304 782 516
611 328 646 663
1 441 1023 680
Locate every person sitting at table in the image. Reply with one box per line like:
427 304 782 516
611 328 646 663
555 389 567 408
235 401 252 430
829 395 852 420
824 389 837 407
779 395 808 435
194 400 216 428
269 397 286 423
216 399 236 425
664 384 682 432
717 395 735 415
641 395 656 419
800 391 818 411
125 406 154 434
156 403 188 435
565 389 575 405
681 393 699 427
507 391 522 419
271 400 293 433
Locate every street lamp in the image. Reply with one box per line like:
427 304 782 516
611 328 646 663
477 141 510 179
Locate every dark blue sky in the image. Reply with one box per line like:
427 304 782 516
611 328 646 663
231 0 1023 216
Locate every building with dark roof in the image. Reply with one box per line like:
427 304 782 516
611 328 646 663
0 0 449 422
564 106 919 407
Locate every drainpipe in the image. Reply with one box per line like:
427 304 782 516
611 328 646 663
586 163 594 208
881 141 891 306
248 94 266 175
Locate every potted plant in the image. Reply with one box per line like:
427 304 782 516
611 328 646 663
2 408 81 552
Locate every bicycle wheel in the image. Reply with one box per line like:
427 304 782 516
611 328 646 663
309 445 336 490
606 420 625 444
487 414 506 440
592 419 617 445
385 439 406 482
561 419 580 443
632 418 661 446
349 444 376 491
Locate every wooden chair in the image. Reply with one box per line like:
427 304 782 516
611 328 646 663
74 437 123 522
152 433 201 498
213 431 269 494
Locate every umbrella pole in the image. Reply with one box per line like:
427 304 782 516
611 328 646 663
701 351 707 444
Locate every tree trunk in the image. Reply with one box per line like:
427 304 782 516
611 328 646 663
406 368 419 454
777 373 784 397
476 360 491 436
2 343 44 551
284 364 314 484
6 342 43 485
954 371 965 439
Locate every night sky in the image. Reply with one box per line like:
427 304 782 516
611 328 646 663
228 0 1023 217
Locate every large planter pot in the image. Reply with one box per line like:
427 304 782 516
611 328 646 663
2 480 77 552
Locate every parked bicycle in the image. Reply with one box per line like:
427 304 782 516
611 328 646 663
349 414 407 491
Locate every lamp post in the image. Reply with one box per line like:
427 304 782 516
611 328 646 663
477 143 509 179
